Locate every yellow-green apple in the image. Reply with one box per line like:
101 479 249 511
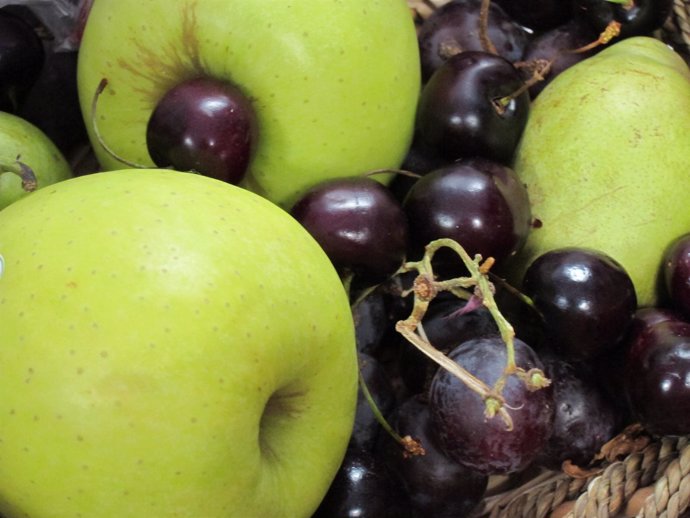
0 169 358 518
510 37 690 306
0 111 72 209
76 0 421 208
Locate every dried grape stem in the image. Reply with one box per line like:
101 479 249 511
396 238 549 430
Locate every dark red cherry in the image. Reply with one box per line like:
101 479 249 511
492 0 574 31
624 319 690 436
146 77 257 184
415 51 530 164
291 176 408 284
573 0 674 39
663 233 690 320
417 0 529 82
521 247 637 361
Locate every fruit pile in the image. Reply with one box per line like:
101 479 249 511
1 0 690 517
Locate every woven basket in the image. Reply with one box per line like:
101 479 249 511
405 2 690 517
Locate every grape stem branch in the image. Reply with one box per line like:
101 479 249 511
395 238 550 430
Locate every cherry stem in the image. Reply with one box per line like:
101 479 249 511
395 238 551 430
91 78 150 169
357 358 425 457
568 20 622 54
478 0 498 56
493 59 553 114
0 156 38 192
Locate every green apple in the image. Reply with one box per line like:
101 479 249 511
0 169 358 518
510 36 690 306
77 0 421 208
0 111 72 210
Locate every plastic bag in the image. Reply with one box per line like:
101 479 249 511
0 0 92 50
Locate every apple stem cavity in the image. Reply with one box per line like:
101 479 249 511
0 155 38 192
394 238 551 431
90 78 151 169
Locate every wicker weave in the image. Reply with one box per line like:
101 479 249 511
404 1 690 516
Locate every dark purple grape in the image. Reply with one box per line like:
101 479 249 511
399 296 499 394
663 233 690 320
146 77 257 184
429 336 554 475
520 17 602 98
0 8 45 113
415 51 530 164
624 319 690 436
535 357 619 469
380 394 488 517
573 0 674 39
313 447 413 518
351 353 397 453
417 0 529 82
291 176 408 284
521 247 637 361
402 158 532 273
492 0 574 32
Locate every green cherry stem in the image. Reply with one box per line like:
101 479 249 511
0 157 38 192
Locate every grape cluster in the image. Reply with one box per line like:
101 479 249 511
290 1 688 515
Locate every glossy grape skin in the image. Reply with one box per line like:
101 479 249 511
521 247 637 361
573 0 674 39
291 176 409 284
146 77 257 184
624 319 690 436
492 0 573 32
402 158 532 273
380 394 488 517
0 8 45 113
415 51 530 164
417 0 529 82
535 357 619 469
429 337 554 475
312 446 414 518
521 17 601 99
663 233 690 319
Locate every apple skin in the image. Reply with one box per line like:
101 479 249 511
76 0 421 208
510 37 690 306
0 111 72 209
0 169 358 518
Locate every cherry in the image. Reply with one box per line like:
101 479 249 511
492 0 574 32
402 158 532 274
573 0 674 39
146 77 257 184
662 232 690 319
521 247 637 361
417 0 529 82
624 319 690 436
415 51 530 164
290 176 409 284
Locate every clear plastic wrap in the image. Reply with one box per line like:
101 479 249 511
0 0 92 50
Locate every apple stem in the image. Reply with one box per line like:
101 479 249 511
0 156 38 192
478 0 498 56
90 78 151 169
395 238 551 430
